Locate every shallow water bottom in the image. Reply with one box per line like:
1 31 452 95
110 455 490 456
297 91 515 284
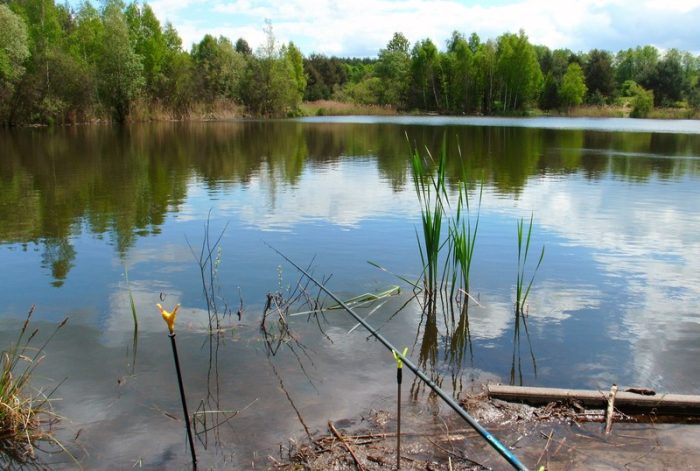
280 405 700 470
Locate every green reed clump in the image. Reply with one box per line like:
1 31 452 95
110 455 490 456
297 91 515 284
1 307 68 467
449 179 482 299
515 214 545 313
410 143 449 296
408 139 486 304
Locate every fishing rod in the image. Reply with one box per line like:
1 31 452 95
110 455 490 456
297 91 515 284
269 246 529 471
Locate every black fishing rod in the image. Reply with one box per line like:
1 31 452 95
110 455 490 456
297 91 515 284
270 246 529 471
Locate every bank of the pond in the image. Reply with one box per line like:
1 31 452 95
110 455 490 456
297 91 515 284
277 389 700 470
299 100 700 120
9 99 700 128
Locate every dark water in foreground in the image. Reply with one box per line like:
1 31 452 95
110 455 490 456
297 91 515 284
1 117 699 468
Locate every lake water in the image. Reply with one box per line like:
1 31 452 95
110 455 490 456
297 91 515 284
1 116 699 468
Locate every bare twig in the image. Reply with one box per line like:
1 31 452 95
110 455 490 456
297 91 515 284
328 421 366 471
536 429 554 466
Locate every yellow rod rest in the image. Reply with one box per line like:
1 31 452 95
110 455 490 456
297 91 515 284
157 303 180 334
392 347 409 369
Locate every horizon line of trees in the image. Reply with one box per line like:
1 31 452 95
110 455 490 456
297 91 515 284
1 0 699 126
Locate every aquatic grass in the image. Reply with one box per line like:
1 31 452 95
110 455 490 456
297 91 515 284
410 139 450 296
123 264 138 331
366 261 422 292
449 178 483 300
0 307 68 468
512 215 542 384
515 213 545 314
289 285 400 317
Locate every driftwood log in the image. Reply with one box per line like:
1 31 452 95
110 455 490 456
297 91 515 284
487 384 700 416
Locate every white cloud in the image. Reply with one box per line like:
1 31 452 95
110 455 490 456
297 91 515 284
150 0 700 55
198 160 418 230
643 0 700 12
480 172 700 390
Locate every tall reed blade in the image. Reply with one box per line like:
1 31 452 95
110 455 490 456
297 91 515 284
450 179 483 298
409 139 449 297
515 213 545 313
124 264 139 331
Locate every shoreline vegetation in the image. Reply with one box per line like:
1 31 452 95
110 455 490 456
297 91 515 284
0 307 68 467
2 2 699 127
14 100 700 128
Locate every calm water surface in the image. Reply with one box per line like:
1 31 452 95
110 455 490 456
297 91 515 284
1 117 699 468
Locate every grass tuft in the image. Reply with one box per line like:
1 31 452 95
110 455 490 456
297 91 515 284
0 306 69 467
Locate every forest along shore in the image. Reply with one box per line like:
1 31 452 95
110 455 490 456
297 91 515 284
2 2 699 126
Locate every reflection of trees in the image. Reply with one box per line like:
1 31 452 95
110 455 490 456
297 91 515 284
584 131 700 181
1 123 698 285
539 129 585 171
41 238 76 287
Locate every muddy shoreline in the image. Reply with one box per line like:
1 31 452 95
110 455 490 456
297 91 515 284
274 390 700 470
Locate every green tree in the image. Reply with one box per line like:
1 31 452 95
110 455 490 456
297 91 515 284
689 84 700 110
650 50 684 106
473 39 497 114
160 21 193 117
495 30 543 112
5 0 77 124
240 21 298 116
559 62 587 109
410 38 441 110
303 53 347 101
235 37 252 56
98 1 144 123
191 34 244 103
615 45 658 89
442 31 474 113
539 49 574 109
623 81 654 117
67 2 104 65
680 52 699 98
584 49 615 103
284 41 306 108
0 4 30 122
125 2 168 99
468 32 480 53
374 32 410 107
0 4 30 81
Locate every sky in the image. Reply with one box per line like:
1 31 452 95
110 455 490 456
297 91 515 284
142 0 700 57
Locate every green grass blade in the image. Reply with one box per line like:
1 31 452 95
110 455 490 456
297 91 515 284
124 264 139 331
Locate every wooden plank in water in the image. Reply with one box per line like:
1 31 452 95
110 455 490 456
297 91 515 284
486 384 700 416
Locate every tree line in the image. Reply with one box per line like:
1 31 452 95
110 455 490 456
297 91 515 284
0 0 305 124
1 0 699 125
317 31 700 117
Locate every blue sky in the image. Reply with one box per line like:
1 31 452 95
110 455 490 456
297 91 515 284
142 0 700 56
